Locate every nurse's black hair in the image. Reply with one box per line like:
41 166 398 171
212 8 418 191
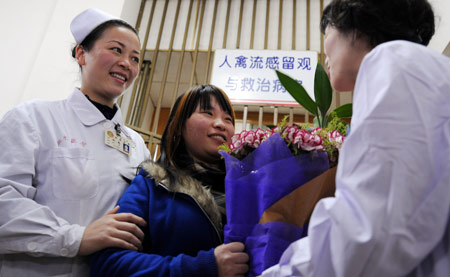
320 0 435 47
71 19 139 59
157 84 235 184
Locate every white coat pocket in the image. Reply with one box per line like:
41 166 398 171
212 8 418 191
50 147 99 200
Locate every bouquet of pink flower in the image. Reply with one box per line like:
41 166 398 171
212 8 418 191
219 120 344 276
223 119 344 166
219 61 350 275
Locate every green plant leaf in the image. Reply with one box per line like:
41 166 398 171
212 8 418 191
314 63 332 127
313 116 320 128
276 70 318 116
332 103 352 118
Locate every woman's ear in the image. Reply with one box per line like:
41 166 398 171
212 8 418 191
75 45 86 66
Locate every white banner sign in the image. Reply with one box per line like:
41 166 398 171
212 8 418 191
211 49 318 106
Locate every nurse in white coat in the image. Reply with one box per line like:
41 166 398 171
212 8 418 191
0 8 150 276
263 0 450 276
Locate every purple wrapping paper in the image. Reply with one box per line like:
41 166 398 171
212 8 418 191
220 133 329 276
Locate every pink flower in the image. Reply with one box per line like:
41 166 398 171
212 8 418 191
310 128 322 135
227 128 275 155
328 130 344 149
291 129 324 151
229 133 242 153
304 133 324 151
242 130 260 148
223 123 343 161
292 129 306 147
282 126 298 143
263 129 273 140
253 128 270 147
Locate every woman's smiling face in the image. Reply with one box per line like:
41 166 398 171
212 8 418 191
76 26 140 107
182 96 235 167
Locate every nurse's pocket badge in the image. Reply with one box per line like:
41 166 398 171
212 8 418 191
104 129 132 156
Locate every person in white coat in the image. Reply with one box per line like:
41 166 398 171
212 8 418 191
0 8 150 276
263 0 450 276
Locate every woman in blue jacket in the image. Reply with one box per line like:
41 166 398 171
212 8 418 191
91 84 249 276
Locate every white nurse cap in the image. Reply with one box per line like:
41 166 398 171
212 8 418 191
70 8 120 44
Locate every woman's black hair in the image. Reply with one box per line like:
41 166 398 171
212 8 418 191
157 84 235 185
71 19 138 58
320 0 435 47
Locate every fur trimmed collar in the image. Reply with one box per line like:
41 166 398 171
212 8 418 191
140 160 222 234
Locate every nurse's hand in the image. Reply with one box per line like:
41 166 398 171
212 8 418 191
214 242 249 277
78 206 147 256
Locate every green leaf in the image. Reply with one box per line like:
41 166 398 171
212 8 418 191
314 63 332 127
276 70 318 116
332 103 352 118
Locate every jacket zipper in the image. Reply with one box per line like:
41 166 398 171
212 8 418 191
157 183 223 244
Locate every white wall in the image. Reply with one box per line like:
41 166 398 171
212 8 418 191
0 0 138 118
1 0 449 119
429 0 450 53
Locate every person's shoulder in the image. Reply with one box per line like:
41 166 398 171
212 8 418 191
375 40 424 51
123 161 157 191
373 40 428 54
369 40 450 67
2 98 64 123
122 125 148 145
12 98 54 111
362 40 450 82
139 160 167 182
366 41 417 64
123 160 169 199
123 125 143 139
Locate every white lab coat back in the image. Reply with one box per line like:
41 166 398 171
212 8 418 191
263 41 450 276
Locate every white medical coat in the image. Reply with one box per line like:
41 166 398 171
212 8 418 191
0 89 150 276
263 41 450 276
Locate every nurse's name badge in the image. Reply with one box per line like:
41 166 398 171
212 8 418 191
104 129 131 156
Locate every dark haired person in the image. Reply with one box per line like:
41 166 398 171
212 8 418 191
90 85 249 277
263 0 450 276
0 8 149 276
